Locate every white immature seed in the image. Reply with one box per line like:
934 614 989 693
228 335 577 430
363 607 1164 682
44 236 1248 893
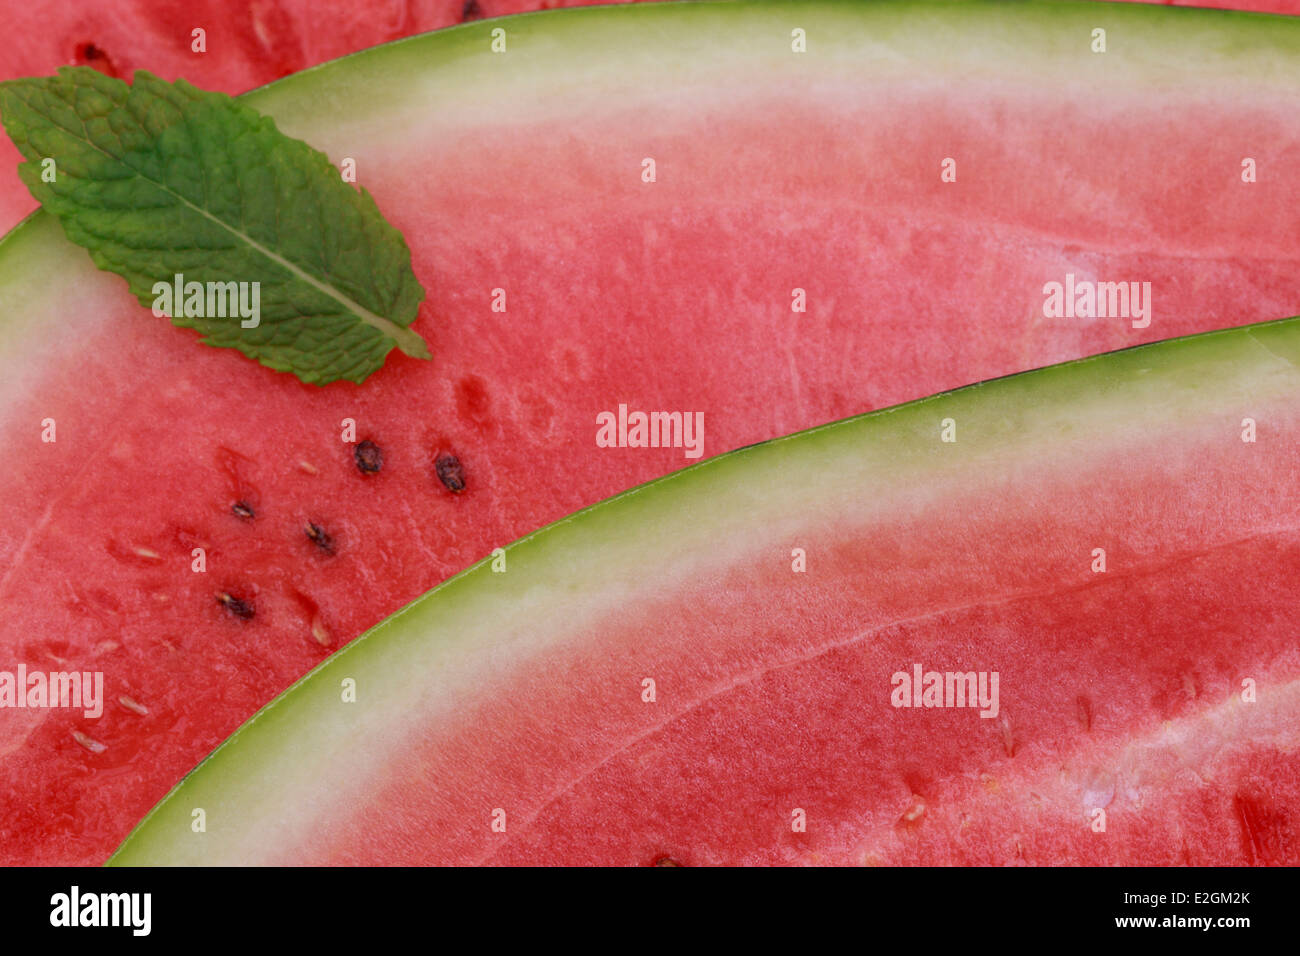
72 730 106 754
1000 714 1016 758
899 795 927 828
311 614 332 647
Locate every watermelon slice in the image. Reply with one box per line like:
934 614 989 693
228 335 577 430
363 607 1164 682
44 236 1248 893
1 0 1298 233
109 317 1300 866
3 0 1300 864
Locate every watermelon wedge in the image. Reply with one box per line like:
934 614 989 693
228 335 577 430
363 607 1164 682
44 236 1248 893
0 0 667 231
3 0 1300 865
1 0 1298 235
109 318 1300 866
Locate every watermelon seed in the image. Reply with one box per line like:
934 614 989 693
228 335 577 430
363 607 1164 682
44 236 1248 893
71 730 106 754
311 613 332 647
999 714 1016 758
232 500 256 520
305 522 335 554
298 460 318 475
73 41 118 77
461 0 483 20
896 795 928 832
354 440 383 475
435 452 466 493
1076 694 1093 731
217 592 255 619
651 855 682 867
132 546 161 561
119 695 149 716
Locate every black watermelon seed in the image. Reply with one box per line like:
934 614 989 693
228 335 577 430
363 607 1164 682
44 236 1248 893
232 500 255 520
461 0 483 21
354 440 383 475
217 592 255 619
435 453 465 493
74 41 118 77
305 522 335 554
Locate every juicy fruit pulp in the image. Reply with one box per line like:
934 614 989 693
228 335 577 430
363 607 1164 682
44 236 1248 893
3 1 1300 864
110 318 1300 865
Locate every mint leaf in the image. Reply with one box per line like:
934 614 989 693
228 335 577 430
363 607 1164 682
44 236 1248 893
0 67 429 385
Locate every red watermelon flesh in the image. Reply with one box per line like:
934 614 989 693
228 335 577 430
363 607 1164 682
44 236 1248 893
2 1 1299 864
